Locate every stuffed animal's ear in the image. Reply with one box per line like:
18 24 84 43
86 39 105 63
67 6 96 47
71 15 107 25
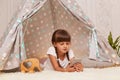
23 61 32 69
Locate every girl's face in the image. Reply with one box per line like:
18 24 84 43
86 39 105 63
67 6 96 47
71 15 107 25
54 42 71 55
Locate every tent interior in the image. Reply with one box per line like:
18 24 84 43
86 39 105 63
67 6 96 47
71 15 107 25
0 0 120 71
23 0 90 61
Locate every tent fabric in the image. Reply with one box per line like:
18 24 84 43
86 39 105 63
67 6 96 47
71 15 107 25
0 0 120 70
0 0 47 70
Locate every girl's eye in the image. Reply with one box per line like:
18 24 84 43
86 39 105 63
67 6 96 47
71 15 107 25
59 42 70 45
66 42 70 45
60 43 64 45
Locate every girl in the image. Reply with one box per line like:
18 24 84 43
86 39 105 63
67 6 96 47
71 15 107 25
44 29 83 72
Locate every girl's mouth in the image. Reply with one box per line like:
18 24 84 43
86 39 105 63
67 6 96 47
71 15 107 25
63 49 67 51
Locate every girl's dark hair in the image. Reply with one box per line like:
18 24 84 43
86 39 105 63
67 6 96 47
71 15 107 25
52 29 71 44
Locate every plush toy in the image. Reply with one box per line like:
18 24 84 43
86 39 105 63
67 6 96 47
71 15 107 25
20 58 42 73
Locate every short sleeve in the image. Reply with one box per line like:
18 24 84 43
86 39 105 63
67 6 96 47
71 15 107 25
69 49 74 59
47 46 57 57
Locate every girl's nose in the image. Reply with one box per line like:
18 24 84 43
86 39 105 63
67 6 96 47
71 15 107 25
63 44 67 48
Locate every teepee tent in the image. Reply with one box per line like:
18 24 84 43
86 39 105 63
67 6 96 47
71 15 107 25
0 0 120 70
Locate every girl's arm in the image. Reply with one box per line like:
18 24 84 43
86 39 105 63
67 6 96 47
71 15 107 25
68 57 84 72
48 54 75 72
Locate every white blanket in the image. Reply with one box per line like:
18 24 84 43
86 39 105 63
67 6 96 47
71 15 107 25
0 67 120 80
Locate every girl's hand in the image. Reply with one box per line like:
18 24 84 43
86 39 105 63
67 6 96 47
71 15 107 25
66 67 76 72
73 63 83 72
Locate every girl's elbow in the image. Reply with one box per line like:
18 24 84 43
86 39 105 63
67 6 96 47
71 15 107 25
54 67 59 71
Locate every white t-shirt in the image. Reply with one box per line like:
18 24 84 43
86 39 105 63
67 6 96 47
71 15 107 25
44 46 74 70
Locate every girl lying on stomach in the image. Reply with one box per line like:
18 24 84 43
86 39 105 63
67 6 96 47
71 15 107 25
44 29 83 72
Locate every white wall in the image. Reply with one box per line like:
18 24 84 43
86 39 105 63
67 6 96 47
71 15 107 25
0 0 22 38
0 0 120 39
77 0 120 39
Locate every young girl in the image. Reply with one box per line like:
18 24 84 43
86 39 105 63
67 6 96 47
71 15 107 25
44 29 83 72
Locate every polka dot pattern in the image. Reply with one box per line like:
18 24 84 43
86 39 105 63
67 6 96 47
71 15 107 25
22 0 90 59
0 0 120 70
21 0 120 64
23 1 54 59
